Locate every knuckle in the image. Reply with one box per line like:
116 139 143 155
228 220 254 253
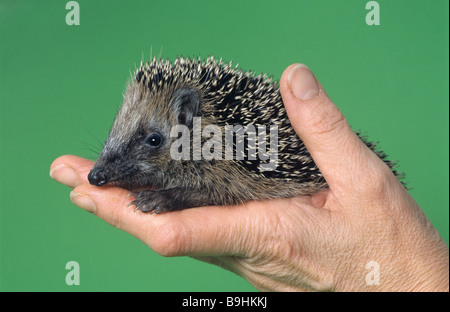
309 100 347 137
338 140 396 199
151 221 187 257
358 160 394 197
110 205 124 230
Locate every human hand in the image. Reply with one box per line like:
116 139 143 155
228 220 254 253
50 64 449 292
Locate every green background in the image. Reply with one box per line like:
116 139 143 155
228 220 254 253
0 0 448 291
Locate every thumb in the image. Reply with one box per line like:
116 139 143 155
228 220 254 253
279 64 380 190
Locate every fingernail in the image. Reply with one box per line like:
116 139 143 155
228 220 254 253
288 64 319 100
50 164 78 188
70 191 97 214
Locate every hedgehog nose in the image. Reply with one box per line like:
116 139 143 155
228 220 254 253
88 168 108 186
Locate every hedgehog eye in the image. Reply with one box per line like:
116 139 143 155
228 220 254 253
146 133 163 148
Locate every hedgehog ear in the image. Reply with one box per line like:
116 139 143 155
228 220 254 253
171 87 201 128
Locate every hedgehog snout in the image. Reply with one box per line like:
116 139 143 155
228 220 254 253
88 167 108 186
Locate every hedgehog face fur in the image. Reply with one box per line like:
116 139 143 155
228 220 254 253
88 80 202 192
88 56 399 213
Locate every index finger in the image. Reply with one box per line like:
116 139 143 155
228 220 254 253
50 155 255 257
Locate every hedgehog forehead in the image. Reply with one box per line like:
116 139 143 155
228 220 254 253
105 81 175 153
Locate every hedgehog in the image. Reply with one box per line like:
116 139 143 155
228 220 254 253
87 56 400 213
